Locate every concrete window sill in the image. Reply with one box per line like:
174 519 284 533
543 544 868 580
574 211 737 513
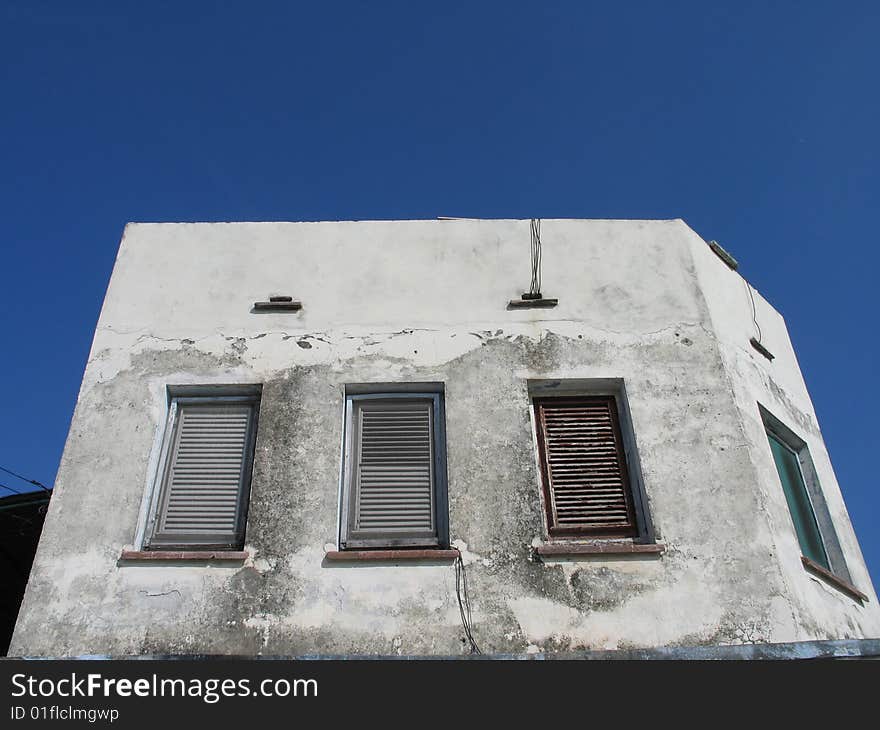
801 556 868 603
324 548 460 563
118 550 248 564
533 542 665 559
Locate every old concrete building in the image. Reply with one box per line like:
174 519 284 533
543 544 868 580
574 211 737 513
10 219 879 657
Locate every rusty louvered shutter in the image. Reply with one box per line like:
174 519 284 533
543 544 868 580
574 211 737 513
535 396 637 537
149 399 258 549
346 398 438 546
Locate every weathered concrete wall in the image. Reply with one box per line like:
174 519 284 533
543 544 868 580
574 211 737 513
689 232 879 641
11 219 879 656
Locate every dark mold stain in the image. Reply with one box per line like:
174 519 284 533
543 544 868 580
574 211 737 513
568 566 651 611
23 327 822 656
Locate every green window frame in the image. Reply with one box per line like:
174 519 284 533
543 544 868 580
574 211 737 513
766 430 828 569
760 405 851 584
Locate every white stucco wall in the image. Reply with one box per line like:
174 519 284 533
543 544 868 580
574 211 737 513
11 219 878 656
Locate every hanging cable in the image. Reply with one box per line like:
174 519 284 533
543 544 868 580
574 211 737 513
527 218 542 298
454 553 481 655
744 280 762 344
0 481 25 495
510 218 556 308
744 279 775 360
0 465 52 492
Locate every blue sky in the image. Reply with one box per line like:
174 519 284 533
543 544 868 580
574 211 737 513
1 2 878 585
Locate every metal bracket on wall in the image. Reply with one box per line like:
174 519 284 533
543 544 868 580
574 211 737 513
252 295 302 312
708 240 739 270
750 337 774 361
507 295 558 310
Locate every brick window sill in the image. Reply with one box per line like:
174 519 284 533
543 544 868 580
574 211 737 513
533 542 665 559
801 556 868 603
118 550 248 563
324 548 460 563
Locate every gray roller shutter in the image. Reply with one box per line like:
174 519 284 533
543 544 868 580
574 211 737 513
149 399 258 549
345 398 439 546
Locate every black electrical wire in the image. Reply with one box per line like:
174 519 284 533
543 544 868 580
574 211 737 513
0 465 51 492
0 481 24 495
745 280 762 344
528 218 542 296
454 554 481 655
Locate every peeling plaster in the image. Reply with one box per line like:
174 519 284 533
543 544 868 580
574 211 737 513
12 219 879 657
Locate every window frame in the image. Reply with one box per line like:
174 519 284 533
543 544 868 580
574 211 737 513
529 380 655 544
759 405 851 584
339 387 449 551
143 391 260 551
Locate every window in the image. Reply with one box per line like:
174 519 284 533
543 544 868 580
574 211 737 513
760 405 851 583
533 391 653 541
766 431 828 569
339 387 448 550
144 392 260 550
